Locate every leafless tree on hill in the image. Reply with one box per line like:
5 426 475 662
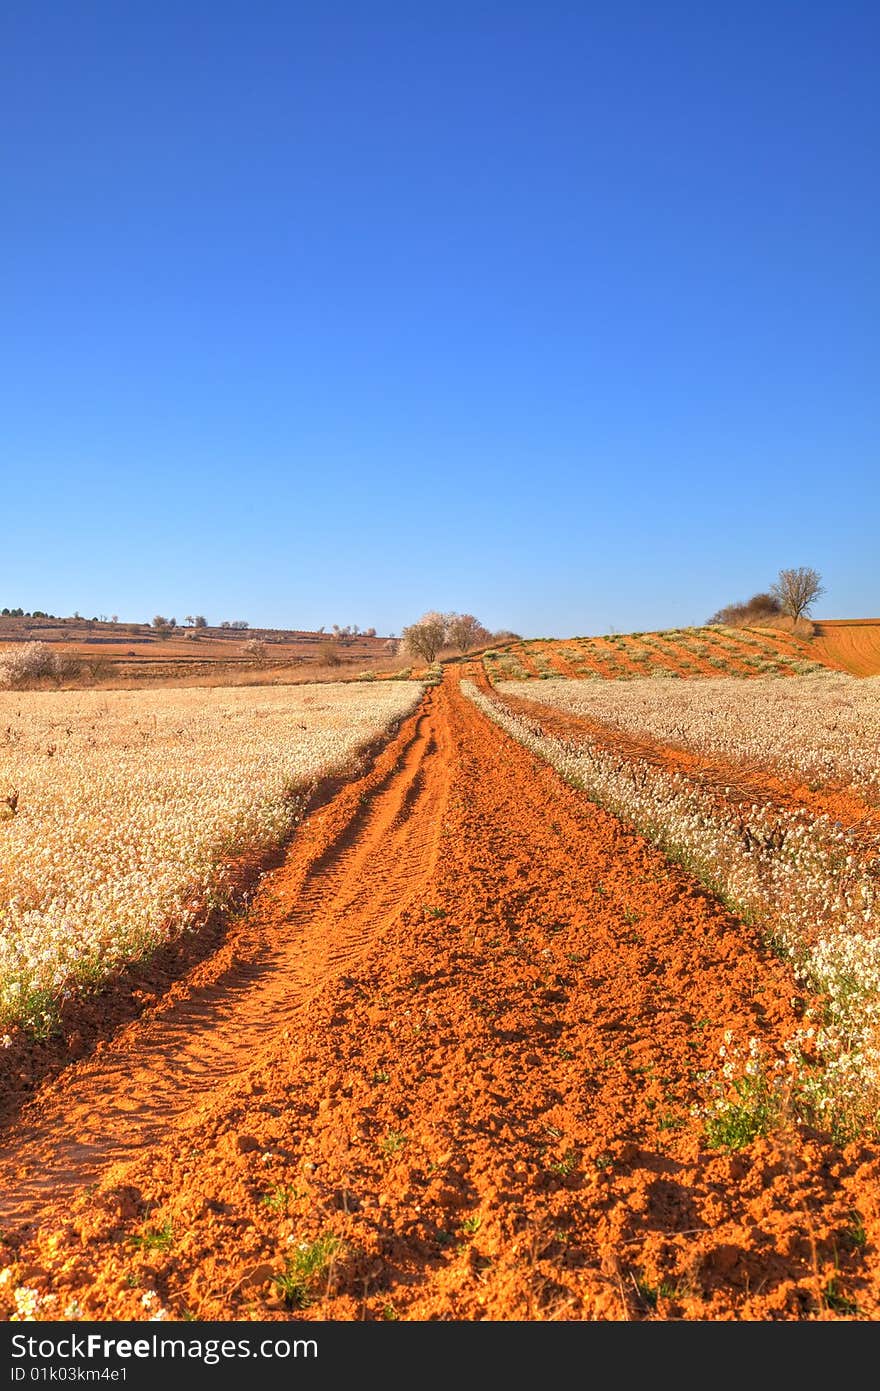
770 567 825 622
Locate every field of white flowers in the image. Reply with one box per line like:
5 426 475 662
464 678 880 1138
0 681 422 1038
496 672 880 801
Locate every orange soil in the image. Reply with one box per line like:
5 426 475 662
561 640 610 678
707 631 797 673
745 626 814 654
661 642 740 679
539 640 607 679
812 621 880 677
506 647 543 678
524 643 583 678
1 675 879 1322
587 638 645 678
629 638 709 679
680 632 772 678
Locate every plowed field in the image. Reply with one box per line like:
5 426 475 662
1 674 878 1322
812 620 880 677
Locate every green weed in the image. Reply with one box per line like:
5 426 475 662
379 1130 408 1156
274 1234 343 1309
131 1221 173 1253
260 1184 301 1216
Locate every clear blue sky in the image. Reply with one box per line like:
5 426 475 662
3 1 877 637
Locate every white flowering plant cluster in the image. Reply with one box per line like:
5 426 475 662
0 642 63 689
462 679 880 1140
0 681 422 1039
698 1033 792 1150
496 672 880 801
0 1264 163 1321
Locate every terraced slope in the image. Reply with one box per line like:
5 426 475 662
487 625 832 683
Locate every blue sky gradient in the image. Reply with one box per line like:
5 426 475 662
3 1 877 636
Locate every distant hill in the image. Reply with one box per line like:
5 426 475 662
0 614 402 688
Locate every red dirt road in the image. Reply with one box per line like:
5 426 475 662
1 675 878 1321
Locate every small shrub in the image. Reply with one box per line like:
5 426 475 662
318 641 343 667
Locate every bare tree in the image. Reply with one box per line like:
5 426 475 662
244 638 268 665
446 613 491 654
401 611 447 663
770 567 825 621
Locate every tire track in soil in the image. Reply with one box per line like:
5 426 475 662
0 673 878 1321
0 690 451 1227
